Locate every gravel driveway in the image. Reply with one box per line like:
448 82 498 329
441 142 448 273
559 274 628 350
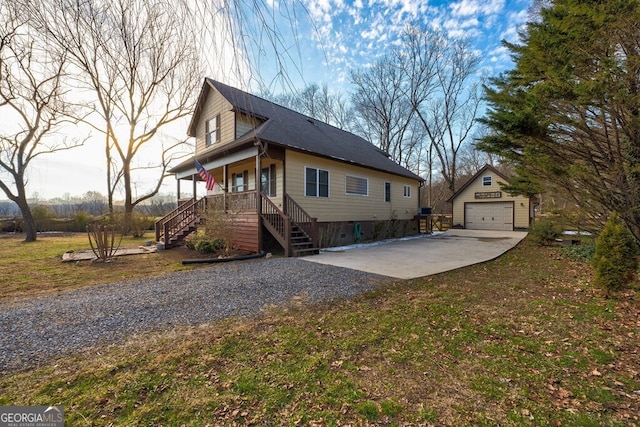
1 258 387 375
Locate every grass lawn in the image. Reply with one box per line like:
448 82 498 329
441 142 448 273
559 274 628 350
1 234 639 425
0 233 212 302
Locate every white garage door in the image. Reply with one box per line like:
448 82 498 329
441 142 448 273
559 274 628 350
465 202 514 231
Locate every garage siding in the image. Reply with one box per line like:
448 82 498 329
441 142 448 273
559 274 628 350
451 166 531 230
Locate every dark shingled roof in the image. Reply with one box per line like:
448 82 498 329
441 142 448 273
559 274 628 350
184 79 422 181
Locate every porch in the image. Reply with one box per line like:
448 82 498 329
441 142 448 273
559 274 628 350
154 191 319 257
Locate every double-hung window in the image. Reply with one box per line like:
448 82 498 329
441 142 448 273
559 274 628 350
206 115 220 146
482 175 492 186
305 167 329 197
261 164 276 197
345 175 368 196
231 170 248 192
384 182 391 202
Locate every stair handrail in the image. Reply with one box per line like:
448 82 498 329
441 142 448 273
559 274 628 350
284 193 318 246
260 194 292 255
155 197 206 245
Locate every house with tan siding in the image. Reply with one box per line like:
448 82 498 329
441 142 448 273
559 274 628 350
448 164 532 231
157 79 424 256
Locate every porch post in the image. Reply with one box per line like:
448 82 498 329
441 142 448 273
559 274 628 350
223 164 227 213
192 174 197 200
256 152 263 253
176 178 181 201
256 153 262 215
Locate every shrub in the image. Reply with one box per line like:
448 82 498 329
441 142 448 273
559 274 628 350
318 222 341 248
87 223 123 260
70 211 93 232
561 241 596 263
31 205 55 231
529 217 563 246
194 238 225 254
201 208 234 253
592 213 639 295
128 211 154 238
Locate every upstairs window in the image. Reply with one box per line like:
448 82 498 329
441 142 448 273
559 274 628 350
345 175 368 196
305 167 329 198
482 175 492 186
206 115 220 146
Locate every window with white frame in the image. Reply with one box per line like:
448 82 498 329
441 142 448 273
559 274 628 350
231 170 248 192
305 167 329 197
206 115 220 146
403 185 411 198
384 182 391 202
482 175 492 186
261 164 276 197
345 175 368 196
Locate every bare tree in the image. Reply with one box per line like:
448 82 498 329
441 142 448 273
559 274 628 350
0 2 82 241
403 26 484 193
25 0 202 230
267 82 353 130
349 26 484 195
350 54 417 167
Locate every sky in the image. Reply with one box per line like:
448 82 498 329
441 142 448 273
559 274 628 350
19 0 532 201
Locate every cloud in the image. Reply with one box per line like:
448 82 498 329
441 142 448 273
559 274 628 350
500 9 529 43
290 0 529 90
449 0 505 17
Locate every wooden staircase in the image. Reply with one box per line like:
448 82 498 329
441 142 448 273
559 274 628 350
155 197 206 249
260 193 319 257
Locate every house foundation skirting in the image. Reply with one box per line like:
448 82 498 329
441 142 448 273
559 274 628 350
228 216 421 255
317 219 421 248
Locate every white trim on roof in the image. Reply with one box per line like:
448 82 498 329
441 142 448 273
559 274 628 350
175 146 258 179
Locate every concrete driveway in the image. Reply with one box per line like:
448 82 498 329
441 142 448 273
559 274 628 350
301 229 528 279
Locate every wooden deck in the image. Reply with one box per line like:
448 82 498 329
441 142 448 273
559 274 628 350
155 191 318 256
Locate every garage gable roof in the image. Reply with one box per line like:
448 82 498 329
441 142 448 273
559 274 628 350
448 164 511 202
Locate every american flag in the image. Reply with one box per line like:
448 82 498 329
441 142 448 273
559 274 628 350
194 159 216 191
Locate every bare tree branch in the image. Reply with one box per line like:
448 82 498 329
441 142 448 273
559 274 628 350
24 0 202 230
0 1 82 241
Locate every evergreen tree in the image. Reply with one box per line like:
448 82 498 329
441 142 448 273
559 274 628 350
592 213 638 295
478 0 640 242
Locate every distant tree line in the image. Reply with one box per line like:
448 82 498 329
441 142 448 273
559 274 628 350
0 192 177 233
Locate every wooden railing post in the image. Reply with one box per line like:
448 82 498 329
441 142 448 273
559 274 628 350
310 218 318 246
284 216 291 257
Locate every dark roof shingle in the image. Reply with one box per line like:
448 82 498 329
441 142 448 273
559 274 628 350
189 79 422 181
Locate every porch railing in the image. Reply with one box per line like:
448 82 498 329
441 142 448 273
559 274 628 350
206 191 257 212
261 195 291 255
284 193 318 245
155 197 206 247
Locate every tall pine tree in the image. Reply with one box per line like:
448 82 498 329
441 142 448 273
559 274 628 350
478 0 640 241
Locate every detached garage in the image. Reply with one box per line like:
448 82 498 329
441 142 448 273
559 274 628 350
449 165 532 231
